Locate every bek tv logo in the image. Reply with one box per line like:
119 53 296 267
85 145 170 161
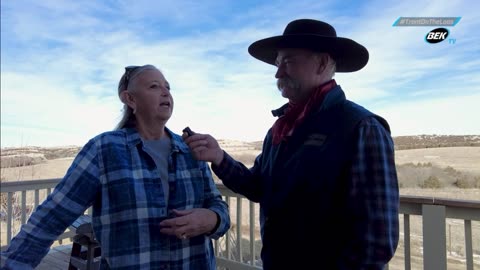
425 28 449 44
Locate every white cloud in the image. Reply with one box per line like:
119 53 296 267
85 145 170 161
376 93 480 136
1 72 120 147
1 0 479 147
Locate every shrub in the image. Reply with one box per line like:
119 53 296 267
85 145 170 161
454 176 472 188
420 176 442 189
417 162 433 167
454 175 480 189
443 166 461 176
0 155 46 168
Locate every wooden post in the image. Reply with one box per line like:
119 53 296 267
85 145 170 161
448 224 451 255
422 205 447 270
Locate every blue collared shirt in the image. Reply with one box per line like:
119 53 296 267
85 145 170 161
1 128 230 270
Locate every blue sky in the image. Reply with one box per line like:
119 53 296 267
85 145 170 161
1 0 479 147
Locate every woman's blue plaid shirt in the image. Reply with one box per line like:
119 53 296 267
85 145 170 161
1 128 230 270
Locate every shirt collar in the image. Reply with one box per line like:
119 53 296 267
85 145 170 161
124 127 190 154
167 128 190 154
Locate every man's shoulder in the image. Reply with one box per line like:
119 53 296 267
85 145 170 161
328 99 374 127
342 100 391 133
342 99 372 115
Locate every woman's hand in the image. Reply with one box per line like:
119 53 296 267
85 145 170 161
159 208 219 239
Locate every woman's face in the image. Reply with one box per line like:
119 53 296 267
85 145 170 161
128 68 174 124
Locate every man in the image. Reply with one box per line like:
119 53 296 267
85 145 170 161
184 19 399 269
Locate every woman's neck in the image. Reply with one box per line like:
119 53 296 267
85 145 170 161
136 120 168 140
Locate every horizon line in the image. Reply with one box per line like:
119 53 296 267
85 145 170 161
1 134 479 149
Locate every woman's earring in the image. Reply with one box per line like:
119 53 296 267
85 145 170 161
133 107 137 114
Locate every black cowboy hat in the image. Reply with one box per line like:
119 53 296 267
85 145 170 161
248 19 369 72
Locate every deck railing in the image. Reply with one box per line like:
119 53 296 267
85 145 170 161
1 179 479 269
1 179 80 247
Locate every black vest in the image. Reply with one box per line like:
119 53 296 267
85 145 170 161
257 86 390 269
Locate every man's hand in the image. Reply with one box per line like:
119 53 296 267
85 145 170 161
182 132 224 166
159 209 218 239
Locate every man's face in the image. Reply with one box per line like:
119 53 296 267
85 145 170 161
275 48 320 103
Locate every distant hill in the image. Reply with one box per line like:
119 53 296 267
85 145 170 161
1 135 479 168
222 135 480 151
393 135 480 150
1 146 82 168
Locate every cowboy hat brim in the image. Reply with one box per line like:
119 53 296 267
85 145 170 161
248 34 369 72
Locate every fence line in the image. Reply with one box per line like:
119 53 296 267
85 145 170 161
1 179 479 269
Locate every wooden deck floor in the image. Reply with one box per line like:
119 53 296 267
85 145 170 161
36 244 72 270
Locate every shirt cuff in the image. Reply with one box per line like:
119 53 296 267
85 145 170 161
211 151 234 177
206 208 227 240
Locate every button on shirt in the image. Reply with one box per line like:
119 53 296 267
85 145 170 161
1 128 230 270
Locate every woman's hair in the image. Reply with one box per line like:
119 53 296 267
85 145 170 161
115 65 158 130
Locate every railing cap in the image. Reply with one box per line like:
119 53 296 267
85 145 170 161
401 195 480 209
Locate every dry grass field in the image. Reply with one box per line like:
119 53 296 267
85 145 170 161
395 146 480 174
1 138 479 268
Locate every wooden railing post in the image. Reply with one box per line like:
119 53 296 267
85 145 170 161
249 201 256 266
236 197 243 262
422 204 447 270
464 220 473 270
404 214 411 270
7 192 13 245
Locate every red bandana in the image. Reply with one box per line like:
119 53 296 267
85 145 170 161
271 79 337 145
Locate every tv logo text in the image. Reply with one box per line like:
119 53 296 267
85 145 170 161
425 28 449 44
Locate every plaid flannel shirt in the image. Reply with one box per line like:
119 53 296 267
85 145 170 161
1 128 230 270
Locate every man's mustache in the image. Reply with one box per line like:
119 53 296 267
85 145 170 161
277 77 300 91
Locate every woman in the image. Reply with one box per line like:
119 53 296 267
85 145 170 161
1 65 230 269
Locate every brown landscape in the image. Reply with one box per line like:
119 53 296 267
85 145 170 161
1 135 479 269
